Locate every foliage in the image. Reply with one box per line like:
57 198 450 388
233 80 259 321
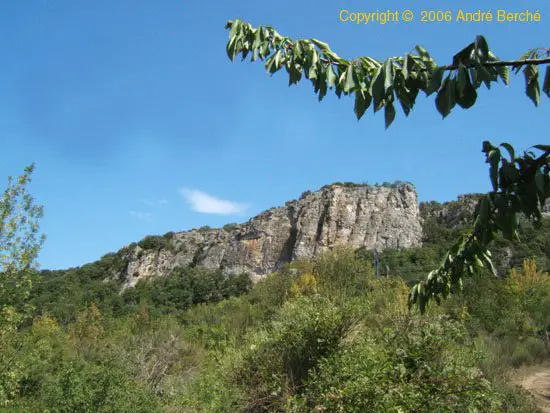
319 180 412 191
225 20 550 128
29 268 123 325
125 267 252 316
299 190 312 199
179 249 540 412
138 235 173 252
7 244 548 411
292 316 506 412
223 19 549 313
410 142 550 312
451 259 550 369
0 164 45 406
230 295 361 411
223 223 239 232
0 164 45 320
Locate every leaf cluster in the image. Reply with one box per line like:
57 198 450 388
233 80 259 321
410 142 550 312
226 20 550 128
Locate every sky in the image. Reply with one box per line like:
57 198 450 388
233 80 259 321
1 1 548 270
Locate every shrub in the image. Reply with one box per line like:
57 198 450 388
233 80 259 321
312 247 373 303
231 296 360 411
299 190 312 199
223 223 239 232
137 235 171 251
293 315 507 412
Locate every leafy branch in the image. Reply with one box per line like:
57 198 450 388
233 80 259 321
409 143 550 313
225 19 550 128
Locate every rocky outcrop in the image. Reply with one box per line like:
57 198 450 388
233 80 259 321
420 194 550 228
419 194 483 228
115 183 423 288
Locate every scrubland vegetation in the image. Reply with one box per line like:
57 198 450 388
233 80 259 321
2 207 550 412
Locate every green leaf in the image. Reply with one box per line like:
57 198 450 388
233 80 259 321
287 62 302 86
478 196 490 224
326 65 337 88
354 91 371 120
418 287 426 313
475 65 497 88
310 38 330 50
535 170 546 196
500 143 515 161
228 20 241 39
503 164 520 184
519 48 538 62
384 59 394 92
370 66 385 112
487 149 501 191
415 45 430 62
308 63 318 80
496 65 510 86
426 67 445 96
534 145 550 152
265 50 284 74
474 36 490 63
402 54 410 80
343 65 355 93
452 42 474 66
397 88 414 116
456 69 477 109
456 66 467 95
435 77 456 118
293 41 303 60
384 102 396 129
315 70 328 101
543 65 550 98
524 64 540 106
226 35 239 61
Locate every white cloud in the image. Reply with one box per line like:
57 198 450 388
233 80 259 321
180 188 249 215
128 210 154 221
140 198 168 207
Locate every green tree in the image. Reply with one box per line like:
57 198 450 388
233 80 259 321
0 164 45 405
224 20 550 311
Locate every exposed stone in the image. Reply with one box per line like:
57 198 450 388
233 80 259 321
115 183 423 289
419 194 483 228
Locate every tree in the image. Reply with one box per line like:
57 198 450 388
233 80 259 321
224 20 550 312
0 164 45 405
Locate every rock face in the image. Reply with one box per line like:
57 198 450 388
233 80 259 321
116 183 423 288
419 194 483 227
420 194 550 227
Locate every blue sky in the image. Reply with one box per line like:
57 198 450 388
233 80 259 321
1 1 548 270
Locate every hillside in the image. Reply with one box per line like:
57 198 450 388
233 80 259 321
7 182 550 412
104 182 423 288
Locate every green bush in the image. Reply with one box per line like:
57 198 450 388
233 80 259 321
223 223 239 232
40 358 162 413
293 316 507 412
137 235 172 251
230 296 360 411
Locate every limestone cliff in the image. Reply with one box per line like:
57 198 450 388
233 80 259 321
114 183 423 288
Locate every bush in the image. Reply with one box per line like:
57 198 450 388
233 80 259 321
293 315 507 412
40 358 162 413
230 296 360 411
138 235 171 251
223 223 239 232
299 190 312 199
313 247 373 303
